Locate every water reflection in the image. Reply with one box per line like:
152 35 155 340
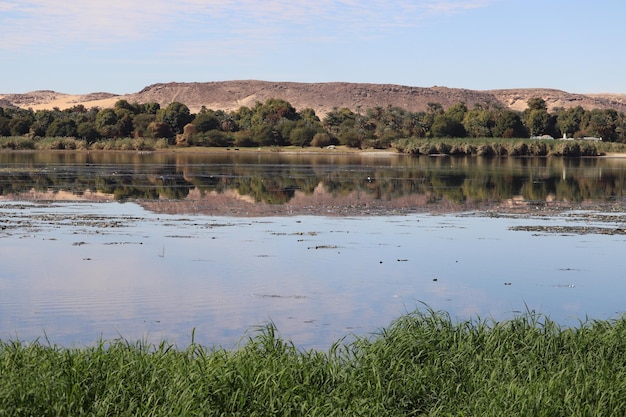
1 152 626 214
2 152 626 350
1 201 625 350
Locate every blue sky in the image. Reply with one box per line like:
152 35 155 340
1 0 624 94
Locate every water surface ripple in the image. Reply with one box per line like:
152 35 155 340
1 200 625 350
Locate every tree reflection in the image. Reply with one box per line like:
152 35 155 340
0 152 625 207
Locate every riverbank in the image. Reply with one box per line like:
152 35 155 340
159 144 402 156
4 135 626 157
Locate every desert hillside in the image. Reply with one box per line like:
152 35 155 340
2 81 626 116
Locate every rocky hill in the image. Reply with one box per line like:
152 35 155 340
2 81 626 116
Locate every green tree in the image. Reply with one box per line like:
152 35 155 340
9 117 32 136
463 109 493 137
159 102 194 135
139 102 161 114
252 124 284 146
615 112 626 143
556 106 584 138
193 109 220 133
430 115 466 137
581 109 617 141
233 106 254 131
444 102 468 123
114 109 134 137
492 110 526 138
527 97 548 111
132 113 156 137
253 98 299 126
114 100 140 114
524 109 550 137
421 103 444 135
46 119 77 137
31 110 56 137
333 118 364 148
323 107 355 136
299 108 320 124
77 122 100 142
66 104 87 114
95 108 119 137
338 129 361 148
427 102 444 115
0 116 10 136
523 97 553 137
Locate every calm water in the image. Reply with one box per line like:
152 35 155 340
1 151 626 350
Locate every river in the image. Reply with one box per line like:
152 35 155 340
1 151 625 350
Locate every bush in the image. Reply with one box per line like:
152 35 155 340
155 139 169 149
233 131 258 147
310 132 331 148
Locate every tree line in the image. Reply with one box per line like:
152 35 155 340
0 97 625 148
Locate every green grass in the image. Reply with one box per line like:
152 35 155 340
2 310 626 416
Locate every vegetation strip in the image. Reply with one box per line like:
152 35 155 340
2 309 626 415
2 96 626 153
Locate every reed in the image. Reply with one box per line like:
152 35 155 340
34 137 88 150
393 137 626 157
2 310 626 415
0 136 35 150
89 138 160 151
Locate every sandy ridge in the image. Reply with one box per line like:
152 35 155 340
2 81 626 116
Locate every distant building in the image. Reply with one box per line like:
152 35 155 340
558 133 602 142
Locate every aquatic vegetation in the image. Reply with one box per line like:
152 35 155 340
2 310 626 416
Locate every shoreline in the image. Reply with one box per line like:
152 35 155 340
5 144 626 158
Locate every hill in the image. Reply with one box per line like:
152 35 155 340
2 81 626 116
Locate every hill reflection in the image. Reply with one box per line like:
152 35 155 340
1 151 625 215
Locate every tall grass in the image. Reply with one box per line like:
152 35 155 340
393 137 626 157
0 137 167 151
0 136 36 150
2 310 626 415
34 137 89 150
0 136 90 150
89 138 164 151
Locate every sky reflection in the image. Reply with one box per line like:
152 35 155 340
1 201 625 350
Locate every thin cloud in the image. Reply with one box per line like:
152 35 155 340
0 0 498 50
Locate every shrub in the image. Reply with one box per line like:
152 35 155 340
310 132 331 148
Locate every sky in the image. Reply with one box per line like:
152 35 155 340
1 0 625 94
